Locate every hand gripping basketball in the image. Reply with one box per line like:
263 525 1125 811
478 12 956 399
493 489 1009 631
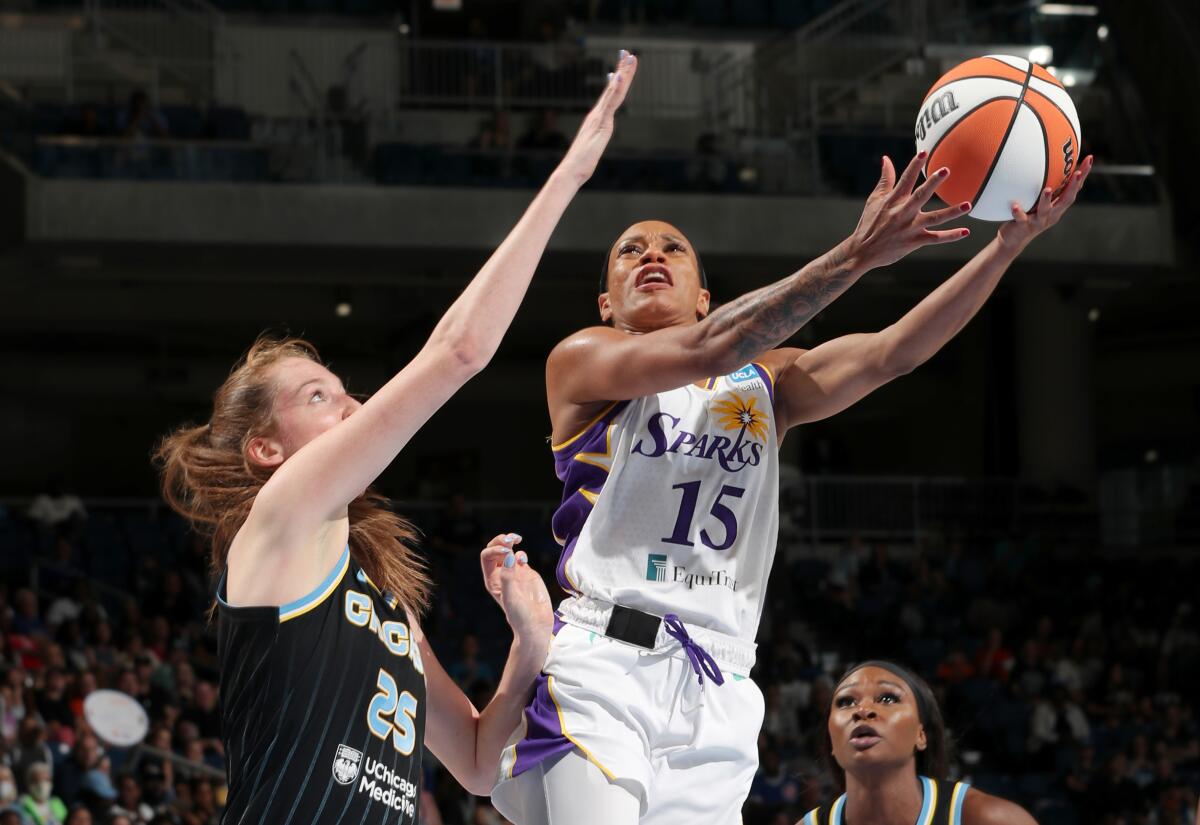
997 154 1093 251
480 534 554 652
847 152 972 271
557 50 639 187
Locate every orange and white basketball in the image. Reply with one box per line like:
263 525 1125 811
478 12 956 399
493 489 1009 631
914 55 1081 221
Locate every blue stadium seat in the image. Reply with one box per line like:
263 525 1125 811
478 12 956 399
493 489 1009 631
162 105 205 139
207 107 251 141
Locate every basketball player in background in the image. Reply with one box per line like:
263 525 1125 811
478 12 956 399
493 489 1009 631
801 661 1037 825
491 152 1092 824
154 53 640 824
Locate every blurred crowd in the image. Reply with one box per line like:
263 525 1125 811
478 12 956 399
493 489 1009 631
0 495 1196 825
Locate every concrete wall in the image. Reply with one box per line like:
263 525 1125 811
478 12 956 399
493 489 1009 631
23 177 1176 267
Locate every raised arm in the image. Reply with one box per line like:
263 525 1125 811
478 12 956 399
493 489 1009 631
548 153 968 418
771 156 1092 431
421 535 553 795
249 55 639 536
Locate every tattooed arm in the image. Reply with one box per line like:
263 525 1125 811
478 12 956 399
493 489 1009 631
547 153 968 440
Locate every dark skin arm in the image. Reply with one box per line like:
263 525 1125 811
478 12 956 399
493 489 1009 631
962 787 1039 825
548 153 967 441
762 156 1092 435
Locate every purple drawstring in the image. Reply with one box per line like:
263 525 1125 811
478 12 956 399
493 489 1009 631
662 613 725 686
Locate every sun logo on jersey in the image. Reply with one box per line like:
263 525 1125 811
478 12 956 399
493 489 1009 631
712 393 768 442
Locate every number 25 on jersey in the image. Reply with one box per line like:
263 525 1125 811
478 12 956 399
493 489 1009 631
367 668 418 754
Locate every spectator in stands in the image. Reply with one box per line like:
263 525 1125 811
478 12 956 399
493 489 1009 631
0 681 25 744
180 682 218 747
35 670 75 731
9 720 53 789
1029 683 1091 769
51 734 100 805
18 764 65 825
975 627 1014 681
27 480 86 539
107 775 151 825
1063 742 1098 812
517 110 567 152
1087 751 1142 821
10 593 44 640
61 808 88 825
469 110 512 153
447 634 495 691
748 746 800 811
0 766 19 815
132 763 168 819
117 92 167 141
77 765 117 816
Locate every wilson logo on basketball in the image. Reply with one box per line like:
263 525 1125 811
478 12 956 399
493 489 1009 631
1062 137 1075 176
914 90 960 142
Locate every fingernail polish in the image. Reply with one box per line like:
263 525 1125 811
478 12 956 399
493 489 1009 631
505 533 521 544
607 72 615 83
619 49 628 61
503 552 515 569
918 151 927 159
960 202 970 211
516 551 528 565
961 228 970 237
938 168 949 177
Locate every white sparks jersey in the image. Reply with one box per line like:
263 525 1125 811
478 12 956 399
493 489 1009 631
550 363 780 641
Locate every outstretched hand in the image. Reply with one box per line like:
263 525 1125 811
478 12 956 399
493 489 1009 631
998 154 1093 251
847 153 972 271
479 534 554 653
557 50 639 187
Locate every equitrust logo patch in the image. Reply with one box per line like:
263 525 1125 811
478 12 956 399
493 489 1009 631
645 554 667 582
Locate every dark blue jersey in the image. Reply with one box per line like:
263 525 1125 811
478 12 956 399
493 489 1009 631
802 777 971 825
217 547 426 825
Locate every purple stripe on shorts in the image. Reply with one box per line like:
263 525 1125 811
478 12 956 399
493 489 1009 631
511 672 575 777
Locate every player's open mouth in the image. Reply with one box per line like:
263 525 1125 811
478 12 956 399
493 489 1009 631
849 724 882 750
635 264 673 291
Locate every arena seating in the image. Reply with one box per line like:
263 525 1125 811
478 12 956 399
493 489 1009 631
0 500 1195 824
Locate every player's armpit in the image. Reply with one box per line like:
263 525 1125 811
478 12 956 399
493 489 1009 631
769 334 904 431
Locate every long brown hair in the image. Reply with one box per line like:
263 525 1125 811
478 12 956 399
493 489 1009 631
154 334 430 616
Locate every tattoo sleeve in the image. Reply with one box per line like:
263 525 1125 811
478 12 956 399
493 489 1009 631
700 242 861 363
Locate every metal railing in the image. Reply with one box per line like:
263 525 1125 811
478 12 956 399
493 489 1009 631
397 39 711 118
0 478 1066 549
783 475 1022 544
82 0 229 103
32 134 266 181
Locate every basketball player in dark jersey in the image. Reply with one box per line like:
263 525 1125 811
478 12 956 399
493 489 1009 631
800 661 1037 825
154 53 641 825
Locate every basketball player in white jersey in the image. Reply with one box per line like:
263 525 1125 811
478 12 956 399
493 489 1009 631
492 153 1092 824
